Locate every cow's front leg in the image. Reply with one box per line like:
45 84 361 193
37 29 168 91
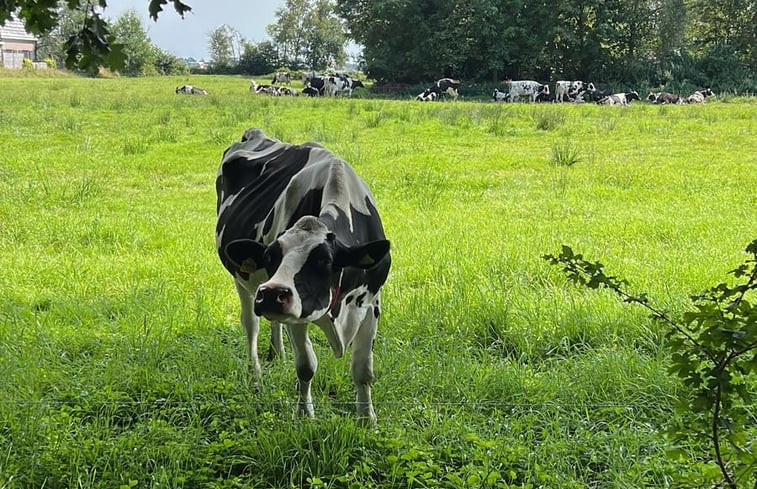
235 280 261 385
352 306 378 426
286 323 317 418
267 321 286 361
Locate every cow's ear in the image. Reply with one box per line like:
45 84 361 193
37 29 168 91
224 239 266 273
334 240 390 269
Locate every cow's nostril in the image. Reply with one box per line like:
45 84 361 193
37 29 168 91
255 288 266 303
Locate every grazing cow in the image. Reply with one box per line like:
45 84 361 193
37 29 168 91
597 91 640 106
429 78 460 100
176 85 208 95
416 89 438 102
555 80 588 102
302 86 320 97
216 128 391 425
649 91 687 104
504 80 549 102
272 72 291 84
492 88 510 102
687 88 715 103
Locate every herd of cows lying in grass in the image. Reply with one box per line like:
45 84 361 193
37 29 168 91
175 73 717 105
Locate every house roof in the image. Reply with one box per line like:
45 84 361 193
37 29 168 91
0 16 38 42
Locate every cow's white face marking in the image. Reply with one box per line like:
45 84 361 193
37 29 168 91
257 216 333 324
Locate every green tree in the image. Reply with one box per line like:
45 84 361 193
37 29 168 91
238 40 279 75
1 0 191 73
110 9 154 75
208 24 243 72
302 0 346 70
267 0 346 70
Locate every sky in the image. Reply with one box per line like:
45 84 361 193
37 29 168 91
103 0 285 60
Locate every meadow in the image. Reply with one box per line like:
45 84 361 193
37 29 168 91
0 74 755 488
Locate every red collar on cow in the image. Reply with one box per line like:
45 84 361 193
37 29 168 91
328 271 344 312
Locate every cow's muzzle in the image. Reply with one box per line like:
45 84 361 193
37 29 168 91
254 285 293 317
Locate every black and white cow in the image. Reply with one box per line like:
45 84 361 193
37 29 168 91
176 85 208 95
216 128 391 425
272 72 291 84
492 88 510 102
429 78 460 100
416 89 438 102
648 91 686 104
597 91 640 106
342 78 365 97
302 86 320 97
687 88 715 103
554 81 581 102
504 80 549 102
277 87 300 96
304 75 326 96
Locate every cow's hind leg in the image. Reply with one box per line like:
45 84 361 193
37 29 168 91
352 300 379 426
286 323 317 418
235 280 261 386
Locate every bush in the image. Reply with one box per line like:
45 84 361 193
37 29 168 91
22 58 33 70
44 58 57 69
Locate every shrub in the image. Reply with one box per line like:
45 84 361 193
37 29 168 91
44 58 57 69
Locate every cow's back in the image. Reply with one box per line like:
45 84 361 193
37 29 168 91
216 129 387 278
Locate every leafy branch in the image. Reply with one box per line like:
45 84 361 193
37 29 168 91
544 239 757 488
1 0 192 73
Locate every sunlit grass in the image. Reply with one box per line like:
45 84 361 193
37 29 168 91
0 75 755 488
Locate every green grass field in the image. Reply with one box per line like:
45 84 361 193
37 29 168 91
1 74 755 488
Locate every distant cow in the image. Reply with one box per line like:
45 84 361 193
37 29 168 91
589 86 612 102
555 80 589 102
492 88 510 102
277 87 300 96
250 80 275 94
416 89 438 102
342 78 365 97
687 88 715 103
304 75 326 96
302 86 320 97
504 80 549 103
216 128 391 425
429 78 460 100
648 91 686 104
176 85 208 95
597 91 640 106
272 72 291 84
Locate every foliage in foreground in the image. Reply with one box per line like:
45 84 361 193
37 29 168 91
545 240 757 488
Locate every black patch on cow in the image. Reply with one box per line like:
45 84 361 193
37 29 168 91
293 243 336 318
286 188 324 229
296 364 315 382
262 241 283 276
216 142 313 274
373 306 380 318
355 292 367 307
345 295 354 305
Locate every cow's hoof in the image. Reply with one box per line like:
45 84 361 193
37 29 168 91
357 413 377 428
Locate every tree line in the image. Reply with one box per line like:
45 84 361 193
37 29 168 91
336 0 755 91
6 0 754 90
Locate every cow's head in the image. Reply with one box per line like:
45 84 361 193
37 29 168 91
700 88 714 97
627 91 640 101
647 92 659 102
224 216 390 323
586 82 596 93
